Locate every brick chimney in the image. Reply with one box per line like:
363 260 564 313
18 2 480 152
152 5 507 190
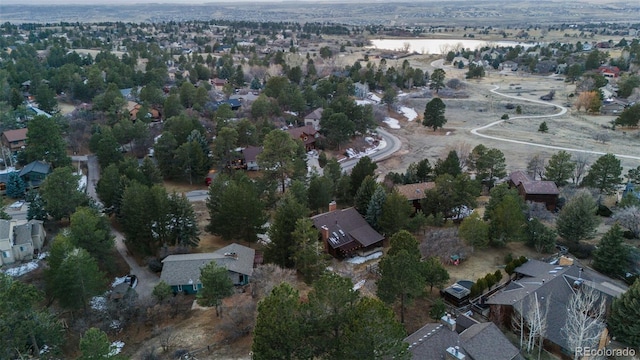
320 225 330 252
328 201 337 212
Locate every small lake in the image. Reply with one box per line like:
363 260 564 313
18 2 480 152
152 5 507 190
369 38 536 54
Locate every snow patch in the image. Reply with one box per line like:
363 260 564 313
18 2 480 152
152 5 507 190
346 251 383 264
109 341 125 356
355 99 374 106
2 259 40 277
399 106 418 122
90 296 107 311
383 117 401 129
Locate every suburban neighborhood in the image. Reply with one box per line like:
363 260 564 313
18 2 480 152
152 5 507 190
0 1 639 359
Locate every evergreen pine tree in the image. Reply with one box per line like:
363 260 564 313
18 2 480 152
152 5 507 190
365 186 386 229
608 279 640 348
538 121 549 133
592 224 628 278
5 172 25 199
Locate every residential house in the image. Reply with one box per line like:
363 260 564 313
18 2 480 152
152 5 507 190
286 125 319 151
600 99 627 115
128 102 161 122
0 219 46 266
19 160 51 188
486 259 627 359
405 313 522 360
304 108 323 130
508 171 559 211
598 65 620 78
242 146 263 171
500 60 518 71
210 78 228 91
2 128 28 153
160 243 256 295
311 202 385 258
395 181 435 212
622 182 640 201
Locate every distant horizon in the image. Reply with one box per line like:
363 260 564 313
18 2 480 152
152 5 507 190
0 0 627 4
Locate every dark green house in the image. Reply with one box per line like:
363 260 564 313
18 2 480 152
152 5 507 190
160 243 255 295
19 160 51 188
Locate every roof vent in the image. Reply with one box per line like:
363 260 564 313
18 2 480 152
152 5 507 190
224 252 238 259
573 280 583 290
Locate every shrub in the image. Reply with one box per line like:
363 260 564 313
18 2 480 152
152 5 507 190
596 204 612 217
147 257 163 273
504 253 514 264
494 270 503 283
318 152 327 168
501 114 509 120
484 273 496 289
568 242 596 259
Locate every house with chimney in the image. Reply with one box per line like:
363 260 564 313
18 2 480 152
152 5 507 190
508 171 559 211
405 312 523 360
160 243 256 294
486 258 627 358
310 202 384 258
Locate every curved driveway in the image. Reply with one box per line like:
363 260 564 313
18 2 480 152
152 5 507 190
471 86 640 161
340 127 402 173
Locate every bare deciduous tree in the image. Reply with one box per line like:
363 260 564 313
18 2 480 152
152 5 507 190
524 293 550 358
216 296 257 343
562 286 607 360
250 264 297 300
452 142 472 171
527 154 546 180
572 153 590 184
612 206 640 238
156 326 177 353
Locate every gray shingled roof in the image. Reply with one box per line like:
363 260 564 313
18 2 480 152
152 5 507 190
405 323 460 359
406 318 521 360
460 322 520 360
0 220 10 241
487 260 627 351
13 223 32 245
160 243 255 286
311 207 384 250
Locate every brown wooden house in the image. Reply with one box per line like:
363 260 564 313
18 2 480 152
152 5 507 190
395 181 435 212
508 171 559 211
2 128 28 153
286 125 319 152
310 202 384 258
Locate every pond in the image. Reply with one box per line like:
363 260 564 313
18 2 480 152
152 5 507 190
368 38 536 54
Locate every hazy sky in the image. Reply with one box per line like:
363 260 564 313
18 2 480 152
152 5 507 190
3 0 289 4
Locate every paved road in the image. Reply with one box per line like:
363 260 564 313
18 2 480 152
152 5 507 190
339 127 402 173
471 86 640 161
184 127 402 201
77 154 159 300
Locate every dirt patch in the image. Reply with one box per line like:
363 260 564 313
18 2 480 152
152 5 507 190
378 69 640 177
163 180 208 194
